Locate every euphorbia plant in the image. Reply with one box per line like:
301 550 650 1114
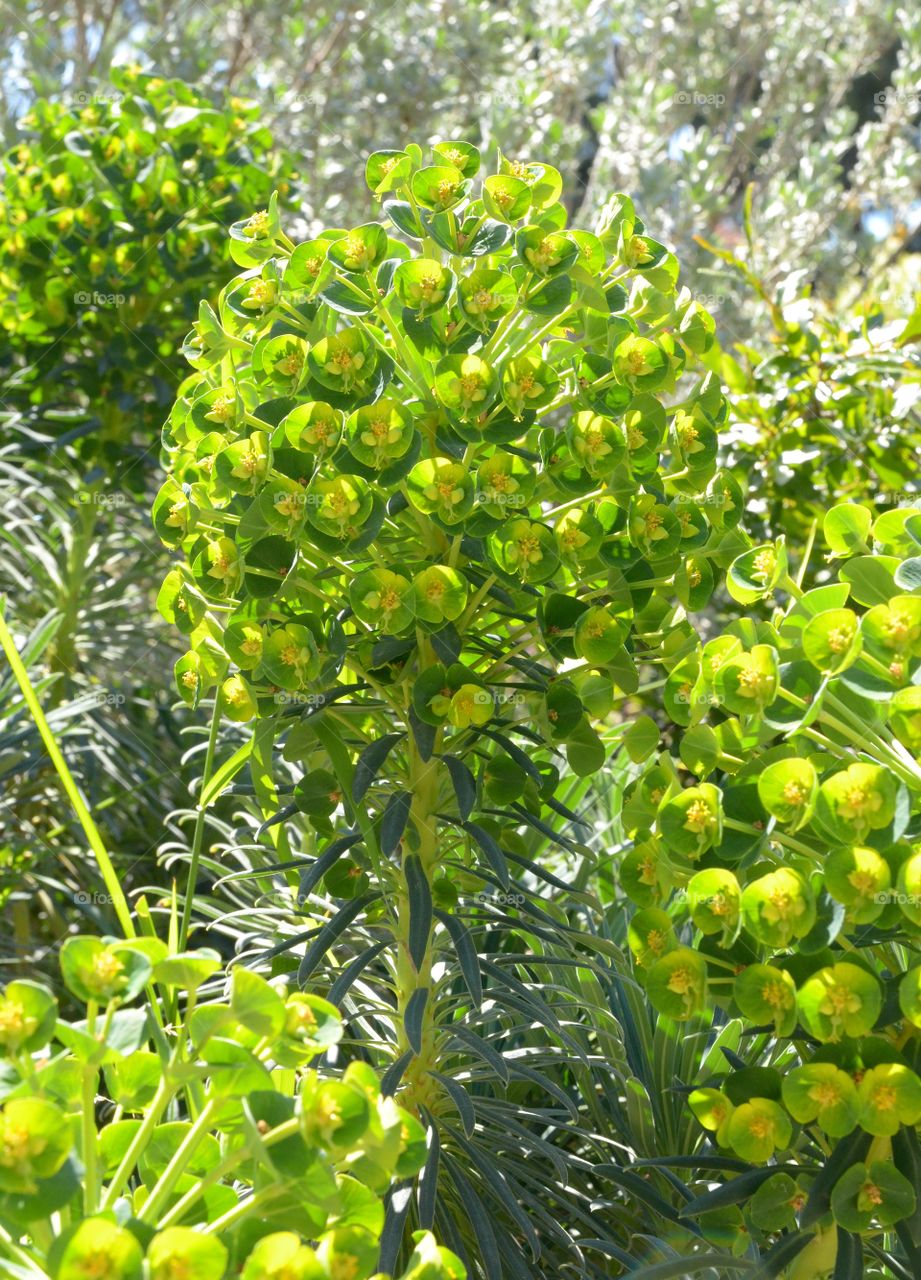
0 931 462 1280
0 67 296 475
620 502 921 1275
156 139 733 1271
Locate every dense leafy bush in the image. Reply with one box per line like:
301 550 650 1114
155 139 739 1273
703 231 921 548
0 67 294 474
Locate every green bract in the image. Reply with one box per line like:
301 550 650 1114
740 867 816 949
781 1063 860 1137
796 961 882 1042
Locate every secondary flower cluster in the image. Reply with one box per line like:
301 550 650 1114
0 67 295 469
620 502 921 1242
0 938 463 1279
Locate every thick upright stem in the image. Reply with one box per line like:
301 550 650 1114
394 641 441 1112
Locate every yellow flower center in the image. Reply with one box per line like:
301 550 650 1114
827 626 854 654
823 983 861 1017
783 780 808 806
761 981 791 1010
276 351 303 377
0 1002 25 1037
736 666 770 698
753 549 776 579
748 1115 772 1140
666 966 694 995
683 800 714 834
809 1081 842 1108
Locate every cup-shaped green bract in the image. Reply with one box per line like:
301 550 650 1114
0 1097 71 1192
645 946 709 1020
824 845 891 922
796 962 882 1043
781 1064 860 1137
756 758 818 831
802 608 862 674
58 1219 145 1280
686 868 741 940
857 1063 921 1136
0 980 57 1055
60 936 152 1004
725 1098 792 1163
815 763 896 844
240 1232 323 1280
733 964 797 1036
658 783 723 863
831 1161 917 1232
740 867 816 950
147 1228 228 1280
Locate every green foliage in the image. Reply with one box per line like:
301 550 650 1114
0 67 294 472
706 238 921 550
0 936 463 1280
616 503 921 1268
156 139 733 1274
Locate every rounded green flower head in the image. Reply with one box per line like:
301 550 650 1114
741 867 816 950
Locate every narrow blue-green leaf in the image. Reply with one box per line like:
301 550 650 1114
297 893 377 983
441 754 476 820
379 1182 414 1275
435 909 482 1008
381 1049 413 1097
430 1071 475 1136
404 987 429 1055
405 853 432 970
417 1110 440 1230
463 820 509 888
298 831 364 898
352 731 404 802
381 789 412 856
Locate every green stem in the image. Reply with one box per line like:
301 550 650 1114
0 607 135 938
158 1118 299 1228
81 1003 100 1213
138 1098 218 1223
204 1183 286 1234
179 696 224 951
101 1075 174 1209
